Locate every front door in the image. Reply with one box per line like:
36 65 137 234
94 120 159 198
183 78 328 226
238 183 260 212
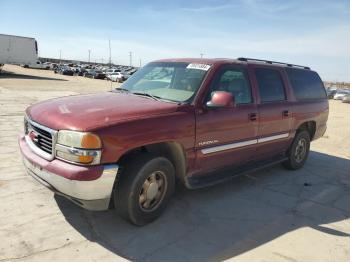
195 65 258 173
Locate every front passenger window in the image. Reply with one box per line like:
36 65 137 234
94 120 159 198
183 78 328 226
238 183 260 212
209 68 252 104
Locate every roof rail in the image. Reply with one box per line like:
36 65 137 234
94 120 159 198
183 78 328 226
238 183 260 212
237 57 310 70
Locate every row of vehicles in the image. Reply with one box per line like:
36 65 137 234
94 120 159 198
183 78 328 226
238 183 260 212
326 88 350 103
51 63 137 82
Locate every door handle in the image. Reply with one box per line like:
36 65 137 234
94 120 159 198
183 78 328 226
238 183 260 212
249 113 257 121
282 110 290 117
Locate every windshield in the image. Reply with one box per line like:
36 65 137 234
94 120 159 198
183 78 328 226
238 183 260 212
118 62 210 102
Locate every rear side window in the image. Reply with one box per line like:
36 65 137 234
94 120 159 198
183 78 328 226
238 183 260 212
286 68 326 100
255 68 286 102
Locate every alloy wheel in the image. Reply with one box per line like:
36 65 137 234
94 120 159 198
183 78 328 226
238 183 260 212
139 171 167 212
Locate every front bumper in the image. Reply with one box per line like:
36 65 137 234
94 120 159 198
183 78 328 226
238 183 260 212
19 135 119 210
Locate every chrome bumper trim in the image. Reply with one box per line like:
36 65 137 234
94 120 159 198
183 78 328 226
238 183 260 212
23 158 119 210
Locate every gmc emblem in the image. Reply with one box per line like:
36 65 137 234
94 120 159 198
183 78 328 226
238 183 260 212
29 130 39 143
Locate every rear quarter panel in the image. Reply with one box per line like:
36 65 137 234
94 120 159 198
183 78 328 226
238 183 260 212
291 99 329 140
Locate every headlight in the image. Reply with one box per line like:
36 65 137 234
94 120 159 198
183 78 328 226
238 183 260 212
56 130 102 165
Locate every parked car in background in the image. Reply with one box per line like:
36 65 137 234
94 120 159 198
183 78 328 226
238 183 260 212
42 62 51 69
108 72 125 82
58 66 74 76
50 63 58 70
342 94 350 103
23 60 48 69
20 57 328 226
74 67 87 76
53 65 61 74
326 89 337 99
84 69 106 79
127 68 138 75
105 68 120 76
334 90 350 100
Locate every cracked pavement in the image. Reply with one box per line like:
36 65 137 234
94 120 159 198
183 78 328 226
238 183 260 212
0 65 349 261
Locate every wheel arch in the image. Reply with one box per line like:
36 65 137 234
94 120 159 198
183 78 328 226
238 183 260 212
117 141 187 185
296 121 316 140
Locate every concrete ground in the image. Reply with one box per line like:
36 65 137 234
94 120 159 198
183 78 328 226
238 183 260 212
0 65 349 262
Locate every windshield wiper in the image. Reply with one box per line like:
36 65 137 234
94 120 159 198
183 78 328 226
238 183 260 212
132 92 161 101
113 88 130 93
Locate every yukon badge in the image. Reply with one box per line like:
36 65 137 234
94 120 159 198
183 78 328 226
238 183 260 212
198 140 219 146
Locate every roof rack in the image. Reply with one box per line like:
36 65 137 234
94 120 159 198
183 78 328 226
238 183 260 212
237 57 310 70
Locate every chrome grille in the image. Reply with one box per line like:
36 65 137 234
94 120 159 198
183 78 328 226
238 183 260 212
31 124 53 153
24 117 57 160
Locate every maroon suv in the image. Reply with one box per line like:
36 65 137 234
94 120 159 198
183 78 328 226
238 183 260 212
19 57 328 225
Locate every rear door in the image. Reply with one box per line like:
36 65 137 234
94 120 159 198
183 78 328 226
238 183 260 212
195 65 258 172
252 66 293 160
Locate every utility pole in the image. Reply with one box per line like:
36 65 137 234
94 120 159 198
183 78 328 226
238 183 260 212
200 53 204 58
129 51 133 66
88 49 91 63
139 59 142 67
59 50 62 64
108 39 112 68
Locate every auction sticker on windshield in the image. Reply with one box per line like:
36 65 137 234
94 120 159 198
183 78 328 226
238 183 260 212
186 63 211 71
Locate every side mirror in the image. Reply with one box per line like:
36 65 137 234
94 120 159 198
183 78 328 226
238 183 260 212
206 91 235 108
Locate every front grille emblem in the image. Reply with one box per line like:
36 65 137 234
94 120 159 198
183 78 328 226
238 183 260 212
29 130 39 143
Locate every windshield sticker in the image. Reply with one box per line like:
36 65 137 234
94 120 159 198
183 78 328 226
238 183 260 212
186 63 211 71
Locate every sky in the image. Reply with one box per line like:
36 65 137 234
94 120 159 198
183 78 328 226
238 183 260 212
1 0 349 81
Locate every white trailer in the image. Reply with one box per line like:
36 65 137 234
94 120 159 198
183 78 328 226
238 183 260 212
0 34 39 68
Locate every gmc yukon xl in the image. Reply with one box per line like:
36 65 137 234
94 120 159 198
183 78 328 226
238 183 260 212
19 57 329 225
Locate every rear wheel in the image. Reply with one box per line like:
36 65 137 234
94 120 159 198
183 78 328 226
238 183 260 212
283 130 310 170
114 155 175 226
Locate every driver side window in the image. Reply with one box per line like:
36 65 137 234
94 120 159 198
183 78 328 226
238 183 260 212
208 67 252 104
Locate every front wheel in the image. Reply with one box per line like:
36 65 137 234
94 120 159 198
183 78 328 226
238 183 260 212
283 130 310 170
114 155 175 226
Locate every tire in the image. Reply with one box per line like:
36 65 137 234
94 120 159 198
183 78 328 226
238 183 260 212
283 130 310 170
114 154 175 226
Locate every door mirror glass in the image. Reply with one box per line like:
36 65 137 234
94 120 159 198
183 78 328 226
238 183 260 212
206 91 235 108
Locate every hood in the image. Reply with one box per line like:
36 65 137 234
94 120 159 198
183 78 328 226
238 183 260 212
26 92 180 131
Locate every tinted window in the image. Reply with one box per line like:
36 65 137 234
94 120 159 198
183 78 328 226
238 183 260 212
208 67 252 104
286 68 326 100
255 68 286 102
